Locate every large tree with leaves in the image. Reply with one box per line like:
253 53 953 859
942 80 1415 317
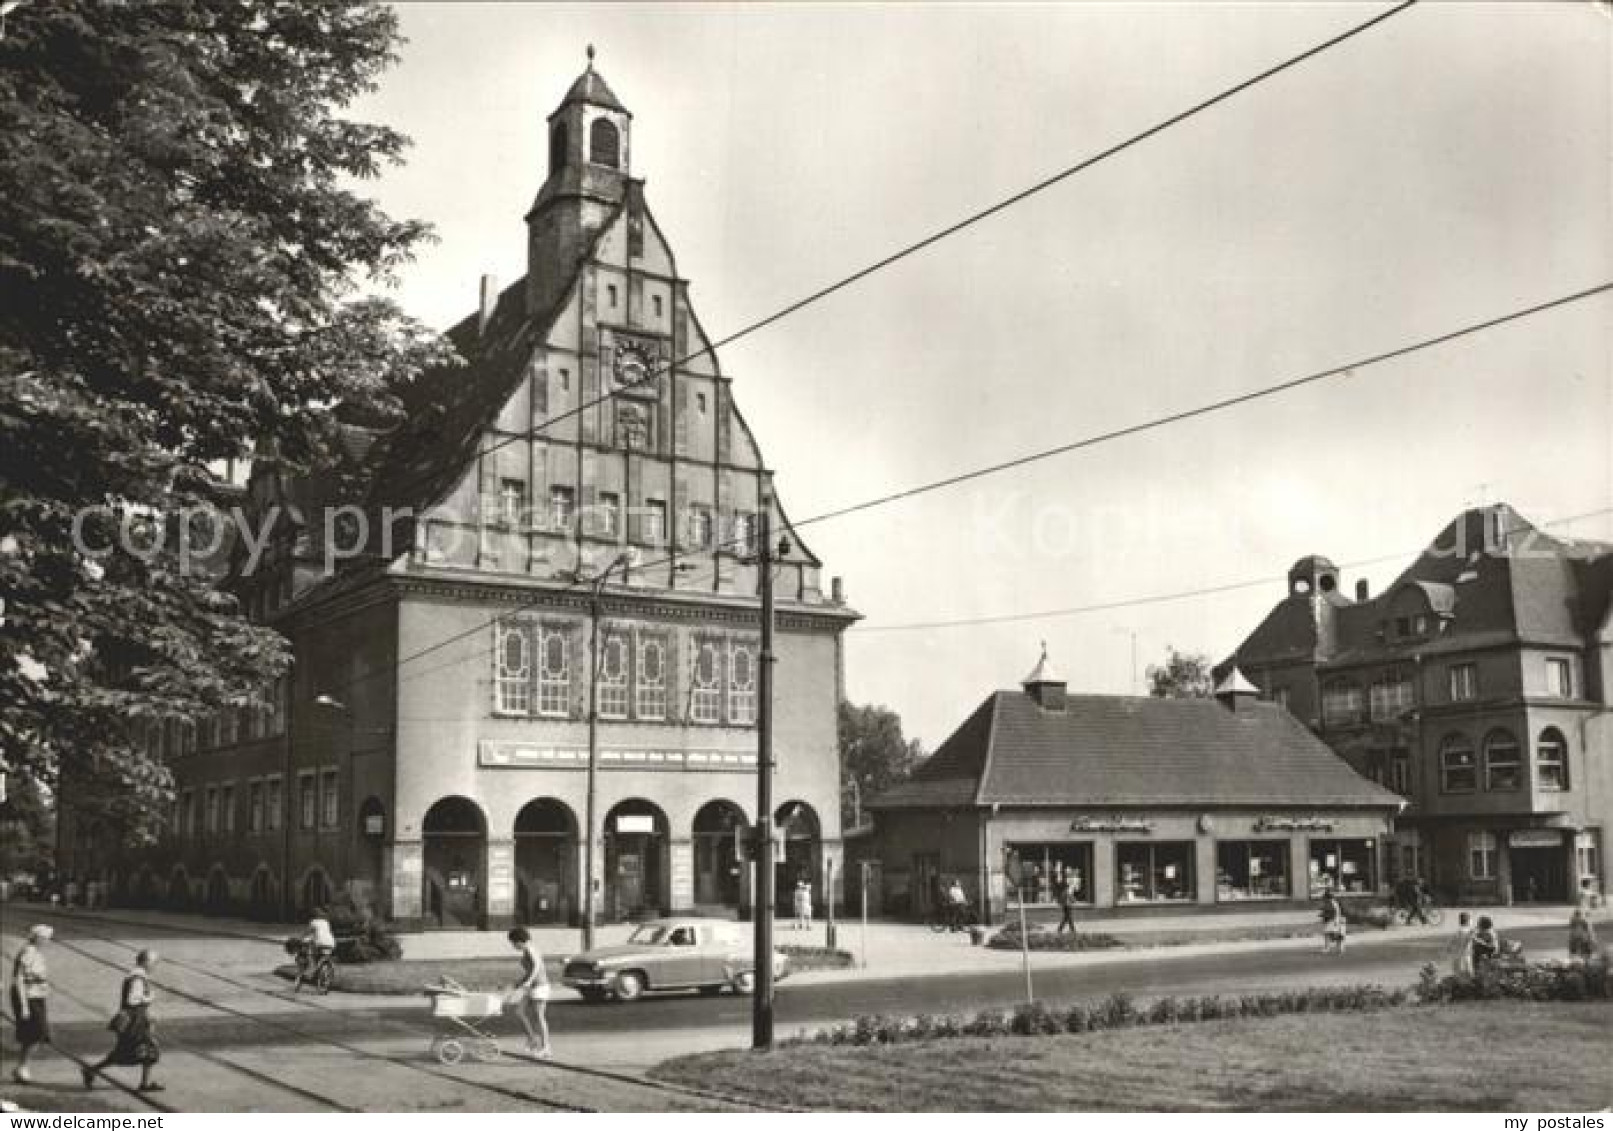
0 1 452 845
1145 646 1215 699
838 701 924 829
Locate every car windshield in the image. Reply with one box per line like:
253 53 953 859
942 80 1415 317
627 925 671 945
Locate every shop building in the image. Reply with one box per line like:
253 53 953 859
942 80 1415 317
101 56 856 928
865 652 1401 920
1222 504 1613 904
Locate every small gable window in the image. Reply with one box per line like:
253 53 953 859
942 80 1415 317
590 118 620 169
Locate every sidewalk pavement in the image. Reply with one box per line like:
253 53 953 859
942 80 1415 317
13 900 1602 985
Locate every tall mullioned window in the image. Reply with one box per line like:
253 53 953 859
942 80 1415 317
1483 729 1521 791
636 635 668 721
691 640 723 724
598 632 630 720
538 627 571 717
495 621 532 715
1369 672 1414 721
1440 734 1477 792
1537 728 1569 791
1449 663 1478 701
1321 681 1362 726
728 642 757 725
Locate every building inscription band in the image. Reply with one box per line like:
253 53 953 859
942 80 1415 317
1252 815 1337 833
478 740 757 771
1069 816 1155 833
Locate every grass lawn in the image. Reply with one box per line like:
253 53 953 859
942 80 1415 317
652 1001 1613 1111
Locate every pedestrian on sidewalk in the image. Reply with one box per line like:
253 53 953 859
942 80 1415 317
1568 908 1598 962
793 877 813 931
1471 915 1500 968
8 925 54 1083
1319 894 1346 954
1056 880 1078 935
83 950 162 1093
506 927 551 1060
1447 912 1475 977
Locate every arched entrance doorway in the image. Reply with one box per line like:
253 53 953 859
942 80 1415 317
422 796 486 929
300 867 333 918
603 799 668 921
776 801 821 915
515 799 577 926
355 796 387 910
692 800 747 912
249 866 275 921
205 866 231 914
168 865 192 911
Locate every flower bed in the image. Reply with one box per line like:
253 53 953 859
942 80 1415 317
806 984 1409 1047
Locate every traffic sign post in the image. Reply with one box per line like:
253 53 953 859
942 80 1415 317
1005 849 1034 1004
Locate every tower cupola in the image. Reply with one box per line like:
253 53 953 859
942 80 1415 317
526 47 635 316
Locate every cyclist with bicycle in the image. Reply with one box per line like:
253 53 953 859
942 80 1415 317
295 907 337 991
1392 876 1431 924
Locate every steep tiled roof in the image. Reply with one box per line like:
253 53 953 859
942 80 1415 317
871 691 1400 811
361 206 624 527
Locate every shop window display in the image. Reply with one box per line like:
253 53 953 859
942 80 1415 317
1308 838 1376 896
1216 840 1290 900
1117 841 1195 903
1005 842 1094 906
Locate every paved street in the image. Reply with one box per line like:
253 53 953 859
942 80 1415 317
1 904 1589 1112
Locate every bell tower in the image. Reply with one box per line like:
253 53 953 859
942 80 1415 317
526 46 634 316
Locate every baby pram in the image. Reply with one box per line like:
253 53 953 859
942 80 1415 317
424 977 507 1065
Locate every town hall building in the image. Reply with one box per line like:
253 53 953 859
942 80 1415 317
110 55 857 928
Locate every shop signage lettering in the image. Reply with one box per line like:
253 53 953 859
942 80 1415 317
1508 830 1562 848
1252 816 1336 832
1069 816 1154 833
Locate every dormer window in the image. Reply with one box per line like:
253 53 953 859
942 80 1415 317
590 118 620 168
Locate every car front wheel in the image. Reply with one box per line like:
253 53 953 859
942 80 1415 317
731 970 755 995
613 970 646 1002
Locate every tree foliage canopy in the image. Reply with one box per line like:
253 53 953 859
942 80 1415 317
1145 647 1215 699
0 1 453 843
838 701 924 829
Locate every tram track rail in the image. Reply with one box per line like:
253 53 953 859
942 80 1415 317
8 908 774 1112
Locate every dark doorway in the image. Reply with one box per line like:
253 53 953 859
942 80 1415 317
1510 843 1568 903
422 796 486 929
604 799 668 920
515 798 577 925
692 800 747 913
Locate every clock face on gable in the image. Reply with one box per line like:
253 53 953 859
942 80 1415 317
600 328 668 400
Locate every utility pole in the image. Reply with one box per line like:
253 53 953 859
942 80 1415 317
577 551 630 953
753 501 778 1050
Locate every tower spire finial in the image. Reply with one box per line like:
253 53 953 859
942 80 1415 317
586 44 595 71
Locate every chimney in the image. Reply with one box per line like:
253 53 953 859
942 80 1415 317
1021 643 1067 712
830 576 844 605
1355 579 1370 602
478 274 498 336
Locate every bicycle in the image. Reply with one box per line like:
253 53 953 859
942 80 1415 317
927 902 979 933
1392 902 1445 928
290 939 336 994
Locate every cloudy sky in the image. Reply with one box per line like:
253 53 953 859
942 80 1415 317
353 2 1611 748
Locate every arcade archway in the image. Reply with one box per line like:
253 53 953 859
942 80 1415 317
422 796 487 929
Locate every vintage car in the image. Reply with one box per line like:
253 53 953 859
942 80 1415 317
561 917 790 1002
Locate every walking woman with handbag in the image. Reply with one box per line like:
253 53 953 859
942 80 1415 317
9 925 54 1083
506 927 552 1060
83 949 162 1093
